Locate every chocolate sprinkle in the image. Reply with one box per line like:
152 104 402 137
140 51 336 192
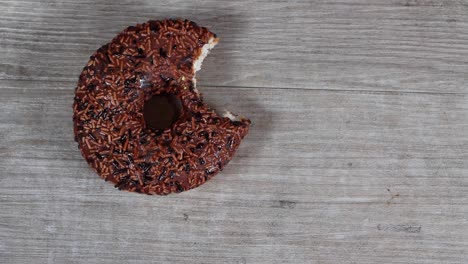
73 19 250 195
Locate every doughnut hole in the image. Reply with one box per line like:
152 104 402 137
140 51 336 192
143 93 182 130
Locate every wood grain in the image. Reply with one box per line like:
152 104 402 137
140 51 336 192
1 0 468 263
1 81 468 263
0 0 467 92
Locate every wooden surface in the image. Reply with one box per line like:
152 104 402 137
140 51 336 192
1 0 468 263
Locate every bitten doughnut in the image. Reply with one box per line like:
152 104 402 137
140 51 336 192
73 19 250 195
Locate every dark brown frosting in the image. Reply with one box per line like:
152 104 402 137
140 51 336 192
73 19 250 195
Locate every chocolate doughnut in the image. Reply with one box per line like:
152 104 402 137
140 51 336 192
73 19 250 195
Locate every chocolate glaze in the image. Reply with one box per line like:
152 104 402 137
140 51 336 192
144 93 182 131
73 19 250 195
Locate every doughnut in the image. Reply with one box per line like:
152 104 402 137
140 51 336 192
73 19 250 195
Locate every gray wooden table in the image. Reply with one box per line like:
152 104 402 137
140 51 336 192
1 1 468 263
